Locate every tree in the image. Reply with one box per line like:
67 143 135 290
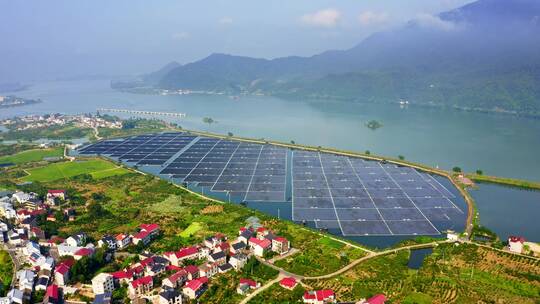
398 155 405 160
476 169 483 175
452 166 462 173
202 117 215 128
227 132 233 137
290 140 295 144
365 150 370 155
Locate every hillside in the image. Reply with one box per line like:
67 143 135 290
154 0 540 115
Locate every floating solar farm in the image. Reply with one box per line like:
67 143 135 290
77 132 466 237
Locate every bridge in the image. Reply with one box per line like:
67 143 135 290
97 108 186 118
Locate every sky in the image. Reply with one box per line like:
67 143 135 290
0 0 475 82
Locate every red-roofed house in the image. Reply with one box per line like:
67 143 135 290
31 227 46 240
184 265 200 280
162 270 188 289
115 234 131 249
361 294 387 304
272 237 290 254
45 284 61 304
280 277 298 290
509 236 526 253
182 277 208 299
256 227 269 238
47 190 66 200
129 276 153 296
164 246 200 266
237 278 260 294
74 248 94 260
112 269 134 284
303 289 335 304
132 223 160 246
54 263 71 286
249 237 271 257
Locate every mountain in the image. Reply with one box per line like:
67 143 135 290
154 0 540 115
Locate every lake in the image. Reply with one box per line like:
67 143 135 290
1 79 540 182
408 248 434 269
470 183 540 242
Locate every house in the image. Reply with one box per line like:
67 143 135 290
272 237 290 254
164 246 200 266
17 270 35 292
133 223 160 245
249 237 271 257
280 277 298 290
256 227 269 238
203 236 220 250
112 269 134 285
92 273 115 295
7 289 24 304
158 289 183 304
208 251 227 266
509 236 525 253
36 275 50 291
47 190 66 200
218 263 233 273
115 234 131 249
98 235 118 250
0 201 16 219
24 241 41 256
217 242 230 254
45 284 61 304
64 208 76 221
74 247 94 260
162 270 188 289
303 290 335 304
12 192 39 204
93 292 112 304
229 253 248 270
55 262 71 286
237 278 259 295
198 263 219 278
129 276 153 296
238 229 254 244
182 277 208 299
30 227 46 240
359 294 387 304
184 265 200 280
66 232 87 247
230 241 247 254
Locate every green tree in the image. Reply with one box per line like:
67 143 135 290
365 150 370 155
398 155 405 160
476 169 483 175
227 132 233 137
452 166 462 173
202 117 215 128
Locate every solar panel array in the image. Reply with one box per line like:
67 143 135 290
292 151 462 236
78 132 463 236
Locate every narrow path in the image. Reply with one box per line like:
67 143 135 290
239 273 284 304
93 126 102 140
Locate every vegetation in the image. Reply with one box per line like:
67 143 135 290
0 123 92 141
248 283 306 304
306 243 540 303
366 120 383 130
467 173 540 190
0 147 63 165
453 166 462 173
21 159 130 182
98 118 170 139
0 251 13 297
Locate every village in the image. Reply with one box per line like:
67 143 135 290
0 189 394 304
0 114 122 132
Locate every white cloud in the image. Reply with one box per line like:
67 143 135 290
171 32 190 40
219 17 233 25
358 11 389 26
414 13 460 31
301 8 341 28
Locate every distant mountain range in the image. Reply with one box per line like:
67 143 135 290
145 0 540 116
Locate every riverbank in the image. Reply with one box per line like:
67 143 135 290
466 173 540 190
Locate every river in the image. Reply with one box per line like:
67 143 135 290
2 79 539 181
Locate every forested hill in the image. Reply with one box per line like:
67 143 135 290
155 0 540 116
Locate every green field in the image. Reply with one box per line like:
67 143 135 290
22 159 130 182
179 222 203 238
0 147 63 165
0 250 13 297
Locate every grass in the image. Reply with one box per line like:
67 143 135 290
0 250 13 297
306 243 540 303
180 222 203 238
0 147 63 164
21 159 129 182
466 173 540 190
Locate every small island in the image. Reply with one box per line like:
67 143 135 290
0 95 41 108
366 120 383 130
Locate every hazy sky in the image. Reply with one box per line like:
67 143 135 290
0 0 474 81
